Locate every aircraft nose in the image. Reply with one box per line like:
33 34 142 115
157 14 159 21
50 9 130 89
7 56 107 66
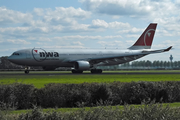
7 56 14 62
7 55 21 64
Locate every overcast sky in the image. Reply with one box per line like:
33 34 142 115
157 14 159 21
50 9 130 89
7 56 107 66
0 0 180 61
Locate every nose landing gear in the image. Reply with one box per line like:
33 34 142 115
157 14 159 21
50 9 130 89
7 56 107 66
24 66 30 74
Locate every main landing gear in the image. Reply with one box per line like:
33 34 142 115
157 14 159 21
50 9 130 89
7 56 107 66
24 66 30 74
91 69 102 74
71 69 103 74
72 70 83 74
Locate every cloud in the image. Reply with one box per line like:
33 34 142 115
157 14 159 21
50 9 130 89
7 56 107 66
90 19 109 28
79 0 180 39
43 45 86 49
31 35 124 49
4 39 31 45
119 27 143 34
0 6 135 38
33 8 44 16
80 0 153 16
72 41 84 46
39 7 91 26
97 40 127 48
80 0 179 22
45 7 91 19
0 6 93 36
0 7 33 25
53 35 122 41
89 19 131 30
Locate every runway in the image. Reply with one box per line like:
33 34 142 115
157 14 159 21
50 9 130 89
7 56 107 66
0 71 180 75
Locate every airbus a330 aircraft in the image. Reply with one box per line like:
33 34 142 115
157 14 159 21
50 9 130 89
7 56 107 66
8 23 172 74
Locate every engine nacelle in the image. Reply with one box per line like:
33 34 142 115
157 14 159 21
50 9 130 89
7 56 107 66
42 66 56 71
74 61 90 70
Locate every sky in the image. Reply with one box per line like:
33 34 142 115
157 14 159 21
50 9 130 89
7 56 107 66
0 0 180 61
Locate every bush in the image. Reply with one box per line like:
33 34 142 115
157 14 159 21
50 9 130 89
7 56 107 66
64 83 91 107
18 107 46 120
120 82 158 104
13 83 35 109
89 83 112 105
2 81 180 110
36 83 91 108
0 83 35 110
163 81 180 102
5 104 180 120
0 84 15 109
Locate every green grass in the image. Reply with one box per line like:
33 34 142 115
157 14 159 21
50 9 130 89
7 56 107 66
1 70 180 88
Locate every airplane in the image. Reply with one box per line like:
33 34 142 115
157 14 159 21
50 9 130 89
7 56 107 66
8 23 172 74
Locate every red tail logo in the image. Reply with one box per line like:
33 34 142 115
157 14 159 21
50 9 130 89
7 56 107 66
129 23 157 49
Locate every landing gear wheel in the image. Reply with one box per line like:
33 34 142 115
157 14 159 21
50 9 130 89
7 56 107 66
25 70 29 74
91 69 102 74
24 66 30 74
72 70 83 74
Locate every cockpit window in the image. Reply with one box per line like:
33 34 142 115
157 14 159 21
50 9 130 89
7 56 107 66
12 52 20 55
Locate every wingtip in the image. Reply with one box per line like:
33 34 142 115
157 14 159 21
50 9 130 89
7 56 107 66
164 46 172 52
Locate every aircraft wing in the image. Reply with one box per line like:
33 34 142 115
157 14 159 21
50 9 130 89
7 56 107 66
92 46 172 66
88 54 145 66
67 46 172 66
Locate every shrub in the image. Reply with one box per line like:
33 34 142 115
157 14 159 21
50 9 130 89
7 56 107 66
163 81 180 102
89 83 112 105
13 83 35 109
0 84 15 109
18 107 45 120
36 83 66 108
0 83 35 110
2 81 180 110
36 83 91 108
63 83 91 107
11 104 180 120
120 82 157 104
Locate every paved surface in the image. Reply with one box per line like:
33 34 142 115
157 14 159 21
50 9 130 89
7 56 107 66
0 71 180 75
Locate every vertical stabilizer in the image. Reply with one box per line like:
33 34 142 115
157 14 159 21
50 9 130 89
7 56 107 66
129 23 157 50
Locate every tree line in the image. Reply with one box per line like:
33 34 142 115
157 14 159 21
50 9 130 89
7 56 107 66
121 60 180 69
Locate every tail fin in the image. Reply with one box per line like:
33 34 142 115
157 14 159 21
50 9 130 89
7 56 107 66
129 23 157 50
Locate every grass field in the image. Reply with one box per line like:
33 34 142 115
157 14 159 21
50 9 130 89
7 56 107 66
1 70 180 88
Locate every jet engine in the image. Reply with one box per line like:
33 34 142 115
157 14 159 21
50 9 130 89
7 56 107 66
42 66 56 71
74 61 90 70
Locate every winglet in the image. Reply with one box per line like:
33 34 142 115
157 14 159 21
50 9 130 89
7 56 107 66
129 23 157 50
164 46 172 52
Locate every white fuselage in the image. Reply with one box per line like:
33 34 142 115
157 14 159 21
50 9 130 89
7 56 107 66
8 48 146 68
